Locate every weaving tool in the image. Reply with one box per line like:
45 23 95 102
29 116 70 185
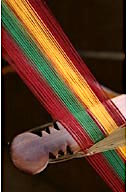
11 121 126 175
2 0 126 191
10 95 126 175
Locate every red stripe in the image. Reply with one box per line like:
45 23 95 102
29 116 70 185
28 0 125 128
2 28 124 191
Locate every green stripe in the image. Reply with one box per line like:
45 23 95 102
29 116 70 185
104 150 125 182
2 1 125 182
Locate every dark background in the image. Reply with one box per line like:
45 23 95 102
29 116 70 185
3 0 125 192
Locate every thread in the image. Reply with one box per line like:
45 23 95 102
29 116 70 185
2 0 126 191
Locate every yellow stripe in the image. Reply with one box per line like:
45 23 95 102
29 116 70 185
6 0 125 157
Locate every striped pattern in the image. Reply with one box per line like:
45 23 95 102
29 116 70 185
2 0 125 191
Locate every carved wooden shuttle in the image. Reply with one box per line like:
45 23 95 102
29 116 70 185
11 95 126 175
